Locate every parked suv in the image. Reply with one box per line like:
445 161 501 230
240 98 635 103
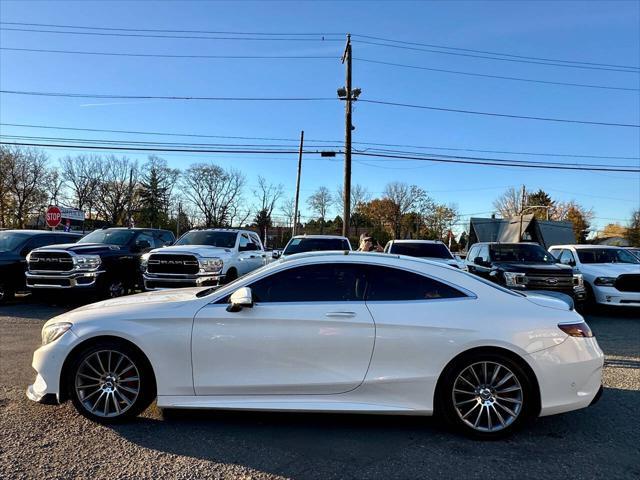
466 242 586 306
26 227 174 298
281 235 352 258
0 230 82 302
142 229 267 290
383 240 465 269
549 245 640 308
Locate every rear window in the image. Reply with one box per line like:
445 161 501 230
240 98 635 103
175 231 237 248
389 242 453 259
283 238 351 255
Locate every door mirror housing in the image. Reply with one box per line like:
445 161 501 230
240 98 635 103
271 250 281 259
226 287 253 312
474 256 485 266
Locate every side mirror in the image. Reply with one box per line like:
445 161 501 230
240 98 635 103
272 250 281 259
474 256 484 266
226 287 253 312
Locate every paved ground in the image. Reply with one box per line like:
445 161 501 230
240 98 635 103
0 299 638 480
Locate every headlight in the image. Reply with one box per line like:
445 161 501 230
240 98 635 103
140 253 151 271
41 322 72 346
73 255 101 269
594 276 616 286
200 257 223 272
573 273 584 288
503 272 527 288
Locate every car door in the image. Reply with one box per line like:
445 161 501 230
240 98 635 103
361 265 473 393
192 263 375 395
237 233 258 275
249 232 268 268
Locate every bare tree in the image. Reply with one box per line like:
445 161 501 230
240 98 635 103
493 187 523 218
60 154 102 222
383 182 432 238
94 156 139 226
335 184 370 217
307 187 332 233
182 163 245 227
280 197 296 230
1 146 50 228
253 176 284 245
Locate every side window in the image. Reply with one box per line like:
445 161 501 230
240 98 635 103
479 245 490 264
156 231 174 246
467 246 477 262
135 232 156 250
238 234 250 251
248 264 364 302
559 250 576 266
364 265 467 301
249 233 262 249
549 248 561 260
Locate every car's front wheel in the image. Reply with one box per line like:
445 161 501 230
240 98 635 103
68 341 155 423
0 283 14 303
438 353 537 439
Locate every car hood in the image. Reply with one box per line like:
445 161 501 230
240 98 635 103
74 287 206 312
495 262 573 275
149 245 235 257
579 263 640 277
34 243 124 254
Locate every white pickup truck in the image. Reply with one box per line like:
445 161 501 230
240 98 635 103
142 229 268 290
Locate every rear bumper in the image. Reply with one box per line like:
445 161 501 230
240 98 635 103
26 270 104 289
530 336 604 417
143 272 223 290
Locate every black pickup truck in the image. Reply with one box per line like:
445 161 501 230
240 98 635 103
465 242 586 308
25 227 174 298
0 230 82 302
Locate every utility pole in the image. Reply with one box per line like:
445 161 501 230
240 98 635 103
338 34 360 239
518 184 526 241
292 130 304 237
176 201 182 238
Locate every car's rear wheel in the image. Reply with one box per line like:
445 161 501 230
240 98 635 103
68 341 155 423
438 353 536 439
0 283 14 303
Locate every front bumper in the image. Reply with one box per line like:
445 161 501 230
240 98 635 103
530 336 604 417
143 272 223 290
591 285 640 307
26 270 105 289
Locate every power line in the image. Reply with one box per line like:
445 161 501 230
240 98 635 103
3 140 639 172
0 27 342 42
0 47 338 60
2 122 637 160
353 34 639 70
353 39 639 74
355 57 639 92
360 99 640 128
0 90 334 101
0 21 345 36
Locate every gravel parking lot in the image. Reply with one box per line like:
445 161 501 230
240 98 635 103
1 299 638 480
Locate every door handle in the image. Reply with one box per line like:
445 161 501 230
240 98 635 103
249 255 256 258
325 311 356 318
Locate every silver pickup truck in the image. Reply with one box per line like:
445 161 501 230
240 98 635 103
141 228 268 290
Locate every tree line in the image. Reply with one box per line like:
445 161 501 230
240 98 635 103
1 146 638 248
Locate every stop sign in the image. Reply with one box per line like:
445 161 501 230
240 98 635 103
46 206 62 228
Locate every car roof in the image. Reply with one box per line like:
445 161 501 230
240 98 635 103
291 235 349 240
186 228 254 234
1 229 81 236
389 239 444 244
550 244 624 250
99 227 172 233
473 242 539 246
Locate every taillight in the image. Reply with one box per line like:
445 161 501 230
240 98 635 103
558 322 593 338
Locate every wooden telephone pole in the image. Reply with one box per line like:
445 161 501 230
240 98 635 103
292 130 304 236
341 34 353 239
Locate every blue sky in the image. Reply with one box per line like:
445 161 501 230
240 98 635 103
1 0 638 232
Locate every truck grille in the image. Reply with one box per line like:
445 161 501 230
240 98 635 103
526 274 574 290
28 252 74 272
147 254 199 274
615 274 640 293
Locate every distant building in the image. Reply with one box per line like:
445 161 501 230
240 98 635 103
467 215 575 250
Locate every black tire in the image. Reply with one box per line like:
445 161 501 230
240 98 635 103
0 283 14 303
582 282 599 314
67 340 156 423
222 268 238 285
437 352 537 440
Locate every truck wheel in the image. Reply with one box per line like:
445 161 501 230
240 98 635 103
103 279 127 299
222 268 237 285
0 283 14 303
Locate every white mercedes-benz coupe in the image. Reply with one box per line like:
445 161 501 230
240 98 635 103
27 251 604 438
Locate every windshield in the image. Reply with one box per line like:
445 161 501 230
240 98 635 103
283 237 350 255
576 248 640 264
489 244 556 264
175 231 238 248
389 242 453 259
78 229 136 246
0 232 29 252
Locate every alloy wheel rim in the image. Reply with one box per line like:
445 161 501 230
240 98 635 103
109 281 125 298
75 350 140 417
452 361 523 433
